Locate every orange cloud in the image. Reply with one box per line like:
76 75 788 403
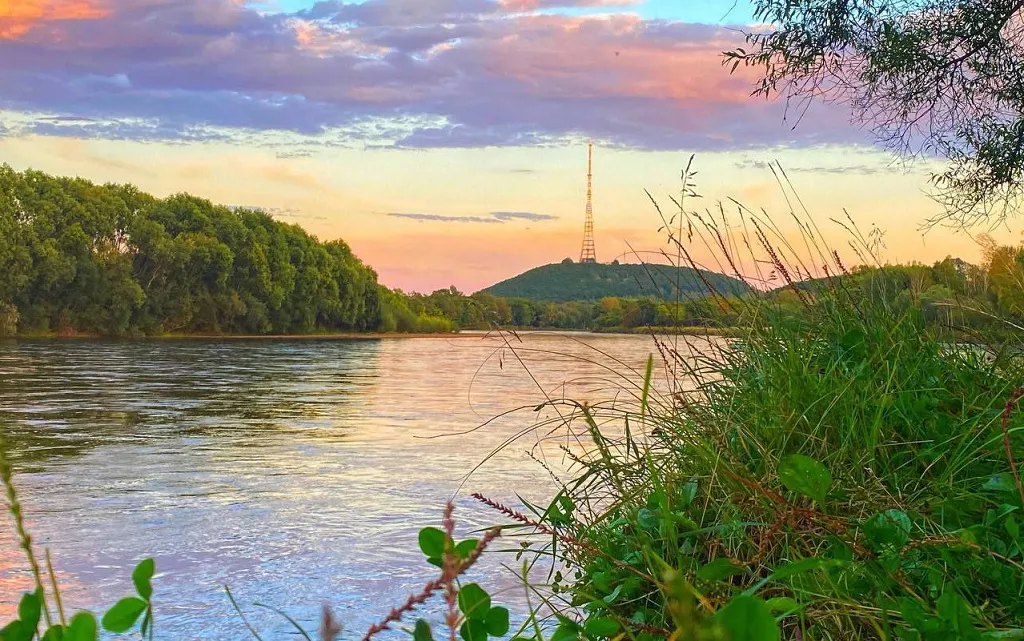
0 0 108 40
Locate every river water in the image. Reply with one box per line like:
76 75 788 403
0 333 698 640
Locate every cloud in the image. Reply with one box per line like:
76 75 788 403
491 211 557 221
275 149 316 159
0 0 865 151
0 0 108 40
388 213 503 223
732 152 910 176
388 210 557 223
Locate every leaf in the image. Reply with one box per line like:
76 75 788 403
636 508 660 530
455 539 479 560
777 454 832 505
697 558 745 582
558 494 575 518
414 620 434 641
715 596 780 641
937 589 982 641
41 626 64 641
418 527 446 559
133 558 156 601
458 584 491 620
64 613 97 641
18 591 42 633
765 597 801 614
864 509 912 550
485 607 510 637
0 621 28 641
770 557 836 581
1007 516 1020 539
583 617 620 638
101 597 147 634
550 624 580 641
838 329 867 360
601 585 623 605
459 619 488 641
681 479 699 507
983 473 1016 494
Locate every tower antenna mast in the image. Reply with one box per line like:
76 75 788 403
579 140 597 263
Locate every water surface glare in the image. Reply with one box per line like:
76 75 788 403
0 333 682 640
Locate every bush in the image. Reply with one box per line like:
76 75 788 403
0 304 18 337
474 166 1024 641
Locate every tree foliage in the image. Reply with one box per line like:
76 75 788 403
0 165 384 336
481 261 750 302
726 0 1024 224
399 287 743 331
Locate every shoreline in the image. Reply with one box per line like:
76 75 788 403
4 327 739 341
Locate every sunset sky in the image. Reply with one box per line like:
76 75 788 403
0 0 1017 293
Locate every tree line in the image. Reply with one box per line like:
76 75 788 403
3 165 1024 339
0 165 455 337
402 249 1024 337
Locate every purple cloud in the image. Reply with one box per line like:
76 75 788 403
388 212 503 223
0 0 868 151
388 211 557 223
490 211 558 221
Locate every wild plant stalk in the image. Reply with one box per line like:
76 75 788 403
1000 386 1024 506
357 502 501 641
0 432 54 629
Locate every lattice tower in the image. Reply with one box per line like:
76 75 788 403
579 141 597 264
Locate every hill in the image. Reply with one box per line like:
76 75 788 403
479 260 750 302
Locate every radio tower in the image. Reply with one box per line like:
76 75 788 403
579 140 597 263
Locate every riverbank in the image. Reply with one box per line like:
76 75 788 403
4 326 742 340
590 325 743 337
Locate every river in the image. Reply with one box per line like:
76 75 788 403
0 332 697 640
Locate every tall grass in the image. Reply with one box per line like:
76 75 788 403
473 162 1024 641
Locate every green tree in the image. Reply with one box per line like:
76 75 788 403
726 0 1024 223
0 165 391 336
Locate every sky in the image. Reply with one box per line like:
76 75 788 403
0 0 1016 293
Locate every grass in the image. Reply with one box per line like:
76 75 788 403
465 162 1024 641
506 297 1024 640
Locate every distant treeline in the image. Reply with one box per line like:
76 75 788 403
400 247 1024 337
0 165 452 336
397 288 743 331
2 166 1023 338
481 259 750 302
781 246 1024 336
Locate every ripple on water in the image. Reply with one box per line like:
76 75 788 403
0 334 690 640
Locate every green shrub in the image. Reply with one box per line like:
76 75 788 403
474 167 1024 641
0 304 18 337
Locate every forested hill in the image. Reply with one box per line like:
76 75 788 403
480 260 750 302
0 165 384 336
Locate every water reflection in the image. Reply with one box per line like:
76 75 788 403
0 334 679 640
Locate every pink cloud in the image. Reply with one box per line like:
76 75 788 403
472 14 758 104
0 0 864 151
